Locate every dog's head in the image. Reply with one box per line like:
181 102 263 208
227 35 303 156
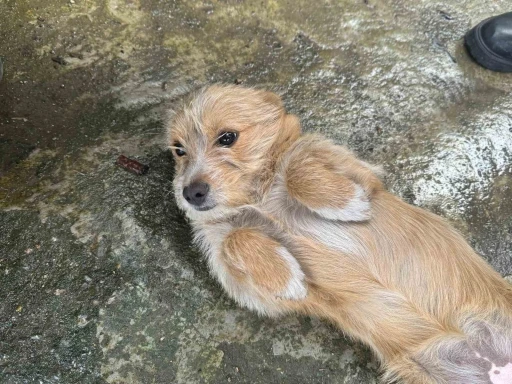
168 85 301 222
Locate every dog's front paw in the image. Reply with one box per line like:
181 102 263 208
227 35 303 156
312 185 371 222
275 247 308 300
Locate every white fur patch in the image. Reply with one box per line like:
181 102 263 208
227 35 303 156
313 185 371 222
275 247 307 300
305 220 358 254
488 362 512 384
474 351 512 384
262 175 359 255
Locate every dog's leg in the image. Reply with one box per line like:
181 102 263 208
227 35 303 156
221 228 307 301
382 315 512 384
284 143 382 222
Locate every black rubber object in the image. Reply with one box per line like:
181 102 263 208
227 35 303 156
464 11 512 73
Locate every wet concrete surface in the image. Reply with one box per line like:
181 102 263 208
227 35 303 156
1 0 511 383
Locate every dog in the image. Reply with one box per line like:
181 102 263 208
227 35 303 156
167 84 512 384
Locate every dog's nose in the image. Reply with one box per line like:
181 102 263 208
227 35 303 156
183 182 210 206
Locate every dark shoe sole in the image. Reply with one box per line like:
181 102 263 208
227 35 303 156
465 18 512 73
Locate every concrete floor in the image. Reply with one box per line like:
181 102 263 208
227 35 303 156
1 0 511 383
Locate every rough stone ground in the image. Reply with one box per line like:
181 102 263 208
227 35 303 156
1 0 511 383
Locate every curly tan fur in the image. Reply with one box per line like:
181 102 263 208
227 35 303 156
168 84 512 384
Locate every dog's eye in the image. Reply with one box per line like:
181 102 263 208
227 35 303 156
173 142 186 157
217 132 238 147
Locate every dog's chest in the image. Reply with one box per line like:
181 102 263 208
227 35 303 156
261 185 359 255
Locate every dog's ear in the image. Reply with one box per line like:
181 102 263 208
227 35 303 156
282 114 302 139
270 113 302 156
247 90 286 128
261 90 284 111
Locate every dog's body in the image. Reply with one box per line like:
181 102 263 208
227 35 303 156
168 85 512 383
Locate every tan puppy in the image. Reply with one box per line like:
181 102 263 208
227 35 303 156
167 85 512 384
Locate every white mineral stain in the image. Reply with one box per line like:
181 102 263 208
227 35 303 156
397 96 512 217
